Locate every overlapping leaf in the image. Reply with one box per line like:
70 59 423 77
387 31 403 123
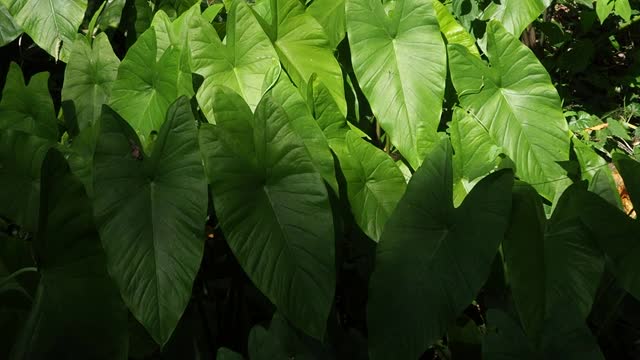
0 63 57 141
367 138 513 359
257 0 346 115
109 28 182 146
10 149 127 360
577 155 640 302
199 88 335 340
449 21 571 201
433 0 479 57
93 97 207 346
269 78 337 193
0 3 20 46
503 183 604 347
307 0 345 49
190 0 280 115
481 0 552 37
0 131 52 232
311 79 406 242
1 0 87 61
346 0 447 168
62 34 120 132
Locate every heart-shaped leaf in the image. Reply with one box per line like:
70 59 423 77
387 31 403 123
346 0 447 168
190 0 280 115
199 88 335 340
257 0 346 116
367 137 514 359
0 63 57 141
449 21 571 201
62 34 120 132
109 27 183 146
1 0 86 61
93 97 207 346
10 149 128 360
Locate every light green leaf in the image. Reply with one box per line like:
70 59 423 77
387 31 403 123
449 107 502 185
311 79 405 241
98 0 126 29
572 138 621 208
307 0 345 49
596 0 614 23
0 4 20 46
481 0 552 37
190 0 280 113
346 0 447 168
367 138 514 360
0 131 53 232
1 0 86 62
433 0 479 57
109 28 182 146
340 131 406 242
151 6 200 98
199 90 335 340
269 77 338 193
62 34 120 132
503 183 604 347
93 98 207 346
449 21 571 201
258 0 346 116
0 63 57 141
614 0 632 22
202 4 224 22
10 149 128 360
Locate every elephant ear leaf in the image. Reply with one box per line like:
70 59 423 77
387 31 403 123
1 0 86 61
448 20 571 202
346 0 447 168
93 97 207 346
10 149 127 360
367 137 513 360
199 89 335 340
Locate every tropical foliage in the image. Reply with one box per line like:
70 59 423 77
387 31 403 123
1 0 640 359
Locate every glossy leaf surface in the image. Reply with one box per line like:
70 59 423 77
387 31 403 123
0 0 86 61
93 98 207 346
449 21 571 201
346 0 447 168
62 34 120 131
199 89 335 340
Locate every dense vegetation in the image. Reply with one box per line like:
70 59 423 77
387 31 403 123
1 0 640 359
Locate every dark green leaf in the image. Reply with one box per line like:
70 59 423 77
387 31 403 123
367 138 514 359
93 97 207 346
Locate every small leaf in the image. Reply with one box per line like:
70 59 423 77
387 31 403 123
0 63 57 141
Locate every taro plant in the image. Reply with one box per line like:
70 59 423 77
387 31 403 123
1 0 640 359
